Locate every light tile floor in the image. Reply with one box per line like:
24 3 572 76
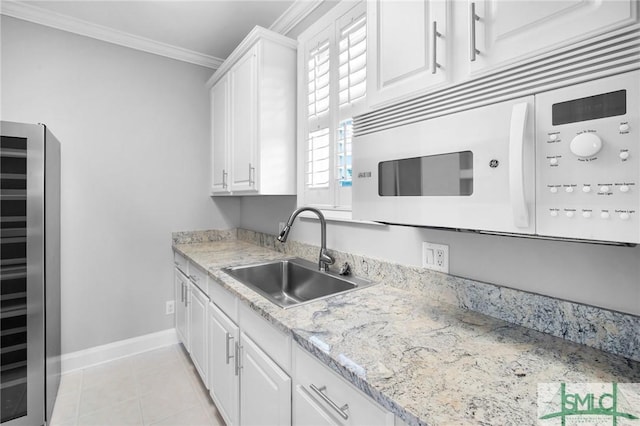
50 344 225 426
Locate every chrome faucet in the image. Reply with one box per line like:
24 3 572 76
277 207 335 272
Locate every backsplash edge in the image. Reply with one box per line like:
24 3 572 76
171 228 238 244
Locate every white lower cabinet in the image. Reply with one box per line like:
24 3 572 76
175 254 399 426
173 257 209 386
208 301 240 426
293 345 394 426
189 282 208 385
239 332 291 426
207 282 291 426
294 384 341 426
174 268 189 352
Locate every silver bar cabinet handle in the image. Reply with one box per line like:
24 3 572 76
431 21 442 74
248 163 255 186
180 282 184 302
469 2 480 62
309 384 349 420
225 333 234 365
222 169 227 189
234 342 241 376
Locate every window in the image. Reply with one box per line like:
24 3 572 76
298 1 367 213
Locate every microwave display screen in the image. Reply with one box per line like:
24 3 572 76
552 90 626 125
378 151 473 197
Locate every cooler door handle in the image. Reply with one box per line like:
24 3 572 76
509 102 530 228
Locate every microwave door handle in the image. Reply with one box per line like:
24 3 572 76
509 102 530 228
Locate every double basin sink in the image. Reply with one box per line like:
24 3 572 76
222 258 375 309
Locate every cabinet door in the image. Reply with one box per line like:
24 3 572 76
293 384 341 426
174 270 189 351
211 75 230 194
189 283 208 386
229 45 258 193
208 303 239 426
367 0 448 107
469 0 636 75
239 332 291 426
294 345 395 426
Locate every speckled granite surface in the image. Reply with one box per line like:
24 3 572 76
235 229 640 362
172 235 640 426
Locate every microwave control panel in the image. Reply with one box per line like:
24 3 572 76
535 70 639 244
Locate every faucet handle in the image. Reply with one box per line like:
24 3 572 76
338 262 351 276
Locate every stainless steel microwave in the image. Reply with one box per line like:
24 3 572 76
352 71 639 244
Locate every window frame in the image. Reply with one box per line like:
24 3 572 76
296 0 368 219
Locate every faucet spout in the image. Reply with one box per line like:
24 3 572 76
277 207 335 271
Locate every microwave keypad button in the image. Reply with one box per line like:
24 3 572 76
601 211 610 219
582 211 592 218
570 133 602 158
599 186 610 193
619 151 630 160
582 186 592 193
550 210 559 217
549 158 558 165
550 187 558 193
566 211 575 218
620 212 630 221
619 123 630 132
565 186 574 193
619 185 630 193
549 134 558 141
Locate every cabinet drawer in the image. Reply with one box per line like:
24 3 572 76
174 251 188 274
239 302 291 374
209 279 238 324
294 345 394 426
187 262 208 293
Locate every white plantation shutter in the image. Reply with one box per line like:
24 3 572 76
338 12 367 119
299 1 366 210
307 39 331 131
306 31 332 194
306 128 330 188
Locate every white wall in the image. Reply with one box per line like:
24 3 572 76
1 16 241 353
240 195 640 316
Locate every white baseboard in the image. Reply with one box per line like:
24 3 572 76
61 328 179 374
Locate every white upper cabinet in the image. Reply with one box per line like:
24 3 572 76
229 46 258 192
367 0 449 108
468 0 638 76
208 27 296 196
364 0 637 108
211 75 229 194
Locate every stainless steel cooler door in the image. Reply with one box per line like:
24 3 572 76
1 121 45 426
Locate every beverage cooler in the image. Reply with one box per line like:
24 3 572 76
1 122 60 425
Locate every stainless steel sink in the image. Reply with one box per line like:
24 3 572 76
222 258 375 308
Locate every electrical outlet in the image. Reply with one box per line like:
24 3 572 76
165 300 175 315
422 242 449 273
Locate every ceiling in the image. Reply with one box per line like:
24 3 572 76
2 1 314 68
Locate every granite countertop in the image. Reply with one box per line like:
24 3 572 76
174 240 640 426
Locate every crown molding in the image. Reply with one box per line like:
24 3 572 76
0 0 225 69
269 0 325 35
206 25 297 88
